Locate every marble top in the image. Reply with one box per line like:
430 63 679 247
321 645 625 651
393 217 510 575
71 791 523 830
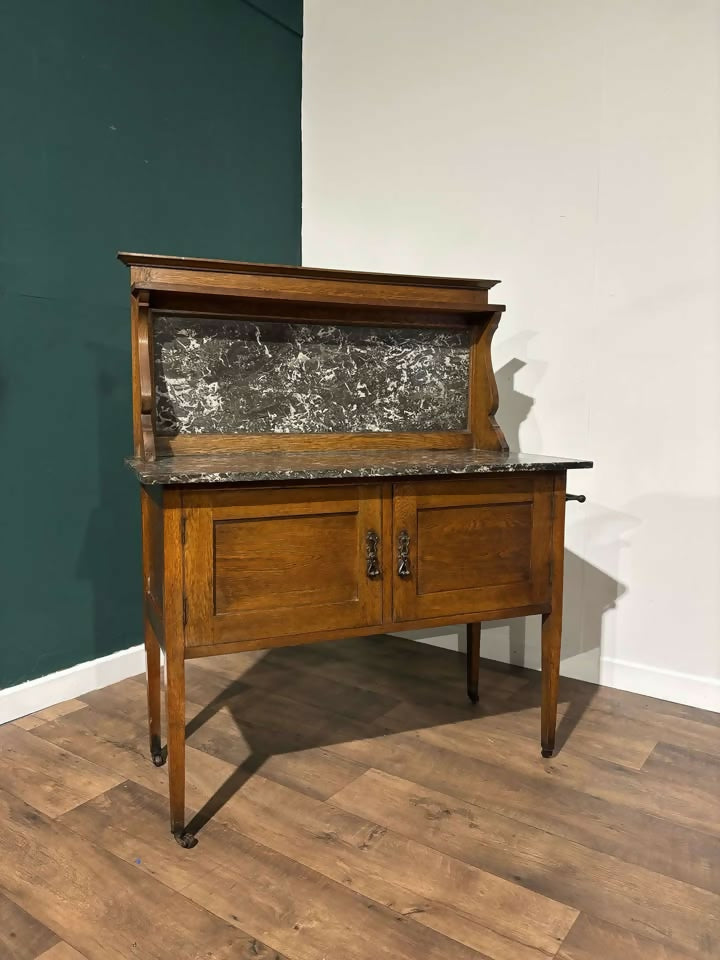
127 449 593 485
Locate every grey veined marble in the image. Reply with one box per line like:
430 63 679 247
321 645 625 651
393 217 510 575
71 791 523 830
153 315 471 436
127 449 593 485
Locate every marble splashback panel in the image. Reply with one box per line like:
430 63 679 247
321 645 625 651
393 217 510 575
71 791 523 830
152 315 471 435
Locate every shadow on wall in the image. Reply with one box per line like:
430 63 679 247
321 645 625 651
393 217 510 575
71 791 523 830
495 357 534 452
402 355 627 686
503 549 627 679
495 355 627 683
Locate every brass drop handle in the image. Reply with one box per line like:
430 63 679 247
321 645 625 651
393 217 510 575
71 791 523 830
397 530 411 578
366 530 381 579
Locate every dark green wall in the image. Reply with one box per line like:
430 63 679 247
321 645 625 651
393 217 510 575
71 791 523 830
0 0 302 687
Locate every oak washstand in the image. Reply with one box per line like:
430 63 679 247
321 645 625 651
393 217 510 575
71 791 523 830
119 252 592 846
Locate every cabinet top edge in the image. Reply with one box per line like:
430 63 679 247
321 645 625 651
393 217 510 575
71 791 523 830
117 252 500 291
127 449 593 486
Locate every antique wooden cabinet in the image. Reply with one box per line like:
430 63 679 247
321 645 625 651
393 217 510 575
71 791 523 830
120 252 592 846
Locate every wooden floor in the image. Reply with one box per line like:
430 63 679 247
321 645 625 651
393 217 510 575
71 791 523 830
1 635 719 960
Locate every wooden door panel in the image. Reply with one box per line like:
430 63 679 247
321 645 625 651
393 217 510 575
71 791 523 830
393 476 554 621
183 484 383 647
214 513 360 614
417 501 533 595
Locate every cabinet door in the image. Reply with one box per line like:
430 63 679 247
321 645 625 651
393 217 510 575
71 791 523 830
392 475 554 622
183 484 383 648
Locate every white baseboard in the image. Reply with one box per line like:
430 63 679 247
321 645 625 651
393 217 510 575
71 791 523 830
599 657 720 713
394 630 720 713
0 645 146 726
2 636 718 728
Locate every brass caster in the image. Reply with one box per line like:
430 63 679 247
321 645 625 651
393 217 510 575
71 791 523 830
468 691 479 705
541 748 554 758
151 752 165 767
174 831 197 849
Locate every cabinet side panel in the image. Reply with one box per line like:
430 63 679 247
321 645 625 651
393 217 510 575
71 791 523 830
141 485 164 615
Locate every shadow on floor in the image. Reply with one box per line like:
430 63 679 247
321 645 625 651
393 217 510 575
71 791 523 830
173 634 604 840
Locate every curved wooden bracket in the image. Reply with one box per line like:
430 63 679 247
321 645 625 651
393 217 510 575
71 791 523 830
468 311 508 452
133 289 156 461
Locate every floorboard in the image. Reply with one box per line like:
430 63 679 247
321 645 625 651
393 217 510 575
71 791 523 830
557 914 699 960
0 636 718 960
0 786 278 960
331 769 720 958
325 721 720 895
35 944 90 960
61 780 488 960
0 889 58 960
13 699 87 731
0 724 124 818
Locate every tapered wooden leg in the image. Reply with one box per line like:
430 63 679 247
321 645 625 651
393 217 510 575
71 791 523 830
141 487 164 768
167 639 193 846
541 610 561 756
541 472 566 758
466 622 480 704
144 618 164 767
161 489 195 847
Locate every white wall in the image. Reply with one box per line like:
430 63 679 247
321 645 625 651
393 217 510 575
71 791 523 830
302 0 720 710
